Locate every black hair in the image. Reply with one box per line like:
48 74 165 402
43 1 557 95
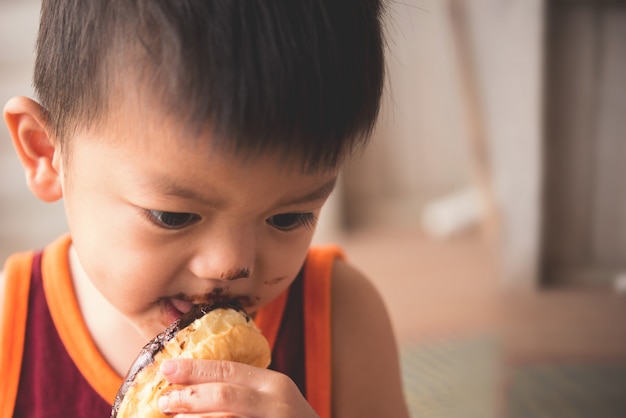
34 0 386 169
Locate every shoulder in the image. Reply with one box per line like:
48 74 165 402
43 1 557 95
0 252 35 326
330 259 410 417
0 269 5 319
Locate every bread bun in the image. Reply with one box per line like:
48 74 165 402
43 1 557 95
111 302 271 418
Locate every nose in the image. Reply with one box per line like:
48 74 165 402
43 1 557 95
188 224 256 282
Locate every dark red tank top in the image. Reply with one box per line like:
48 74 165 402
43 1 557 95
13 251 112 416
12 252 306 417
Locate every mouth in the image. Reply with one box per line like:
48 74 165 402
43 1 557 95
161 294 253 324
169 297 194 315
161 297 193 325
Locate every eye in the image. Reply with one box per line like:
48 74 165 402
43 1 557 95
145 210 200 230
267 213 318 232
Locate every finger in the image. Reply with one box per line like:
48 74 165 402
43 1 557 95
160 359 260 386
158 382 259 416
175 415 246 418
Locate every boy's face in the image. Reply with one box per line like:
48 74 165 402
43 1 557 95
59 105 337 339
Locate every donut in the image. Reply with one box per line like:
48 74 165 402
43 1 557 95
110 301 271 418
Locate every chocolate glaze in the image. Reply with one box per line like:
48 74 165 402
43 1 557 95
110 300 247 417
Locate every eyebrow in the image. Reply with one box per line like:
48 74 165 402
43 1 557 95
149 178 226 208
146 176 337 209
280 177 338 207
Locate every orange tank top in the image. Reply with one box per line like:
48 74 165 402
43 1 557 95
0 234 342 418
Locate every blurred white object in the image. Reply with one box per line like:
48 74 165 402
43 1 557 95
421 186 484 238
614 274 626 294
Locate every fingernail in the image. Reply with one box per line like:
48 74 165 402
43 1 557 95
160 360 178 375
158 393 170 412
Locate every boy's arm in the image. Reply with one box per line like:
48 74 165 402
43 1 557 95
331 259 410 418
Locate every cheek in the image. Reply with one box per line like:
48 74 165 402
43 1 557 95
253 235 313 306
72 228 181 317
263 232 312 271
77 243 148 302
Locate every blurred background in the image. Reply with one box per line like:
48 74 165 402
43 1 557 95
2 0 626 416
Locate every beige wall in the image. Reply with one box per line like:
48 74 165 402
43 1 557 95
341 0 473 230
324 0 545 287
0 1 69 262
457 0 545 288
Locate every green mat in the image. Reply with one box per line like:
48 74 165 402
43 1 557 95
400 337 498 418
400 337 626 418
507 363 626 418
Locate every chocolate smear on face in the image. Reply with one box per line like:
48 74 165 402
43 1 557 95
220 268 250 281
265 275 288 286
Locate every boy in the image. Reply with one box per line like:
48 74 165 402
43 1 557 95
0 1 410 417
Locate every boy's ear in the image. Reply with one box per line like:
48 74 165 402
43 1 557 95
4 96 63 202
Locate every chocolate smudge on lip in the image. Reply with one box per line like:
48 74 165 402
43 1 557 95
203 287 228 303
200 289 253 309
160 289 253 309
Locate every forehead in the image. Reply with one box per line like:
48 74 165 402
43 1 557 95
67 94 340 184
80 82 346 175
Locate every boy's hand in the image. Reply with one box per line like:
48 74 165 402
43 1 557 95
157 358 319 418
